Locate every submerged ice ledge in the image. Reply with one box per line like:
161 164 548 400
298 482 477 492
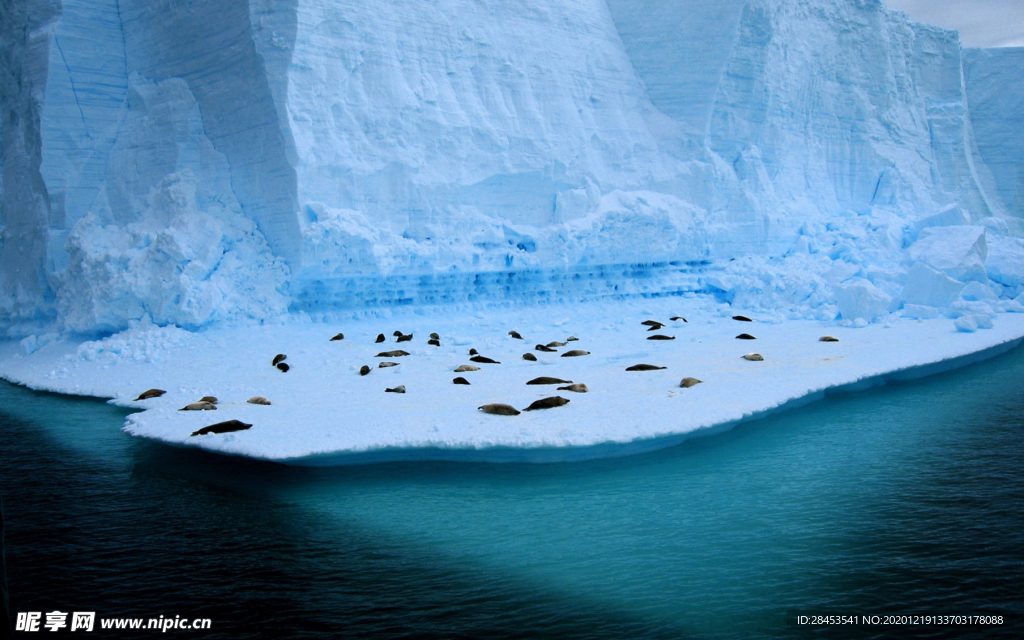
1 296 1023 465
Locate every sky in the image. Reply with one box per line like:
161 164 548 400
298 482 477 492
885 0 1024 47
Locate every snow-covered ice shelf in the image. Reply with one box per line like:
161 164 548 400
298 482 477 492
2 296 1022 465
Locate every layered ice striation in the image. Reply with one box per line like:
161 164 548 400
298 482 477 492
1 0 1023 335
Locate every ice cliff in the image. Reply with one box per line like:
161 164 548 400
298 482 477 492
1 0 1022 335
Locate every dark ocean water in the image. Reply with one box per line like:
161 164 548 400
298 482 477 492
1 345 1022 639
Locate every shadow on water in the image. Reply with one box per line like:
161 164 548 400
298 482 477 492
0 385 697 639
2 344 1023 639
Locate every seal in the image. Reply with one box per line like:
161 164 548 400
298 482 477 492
641 320 662 327
557 383 588 393
567 336 579 342
478 403 520 416
469 348 479 356
736 333 756 340
670 316 688 322
509 331 523 340
247 396 271 405
453 377 470 385
430 332 440 340
742 353 764 361
523 396 570 411
454 364 480 372
470 355 500 364
385 385 406 394
179 401 217 411
546 341 567 347
428 338 441 347
819 336 839 342
397 333 413 343
527 376 572 385
647 335 675 340
199 396 218 404
393 331 404 337
277 362 290 372
378 361 399 368
647 324 665 331
679 377 702 388
330 333 344 341
272 354 287 366
626 364 666 371
376 350 410 357
535 344 557 352
134 389 166 401
376 333 386 343
522 353 538 361
732 315 753 322
359 365 371 376
191 420 252 437
561 350 589 357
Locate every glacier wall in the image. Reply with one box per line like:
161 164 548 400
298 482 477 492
1 0 1022 335
964 47 1024 217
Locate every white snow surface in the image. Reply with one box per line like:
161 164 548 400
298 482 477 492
2 296 1023 464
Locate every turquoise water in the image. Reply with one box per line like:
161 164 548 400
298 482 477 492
2 346 1022 638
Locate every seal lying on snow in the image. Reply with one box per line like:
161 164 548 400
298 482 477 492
180 401 216 411
191 420 252 436
527 376 572 385
626 364 666 371
523 396 570 411
134 389 165 401
557 383 588 393
479 403 520 416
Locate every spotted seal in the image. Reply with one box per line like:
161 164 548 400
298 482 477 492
179 401 217 411
561 350 590 357
557 383 588 393
478 403 520 416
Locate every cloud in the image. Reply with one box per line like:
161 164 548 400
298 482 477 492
886 0 1024 48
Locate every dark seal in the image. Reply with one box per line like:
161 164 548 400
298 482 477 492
191 420 252 437
626 364 666 371
523 396 570 411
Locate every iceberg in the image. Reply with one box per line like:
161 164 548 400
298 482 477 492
1 0 1023 462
